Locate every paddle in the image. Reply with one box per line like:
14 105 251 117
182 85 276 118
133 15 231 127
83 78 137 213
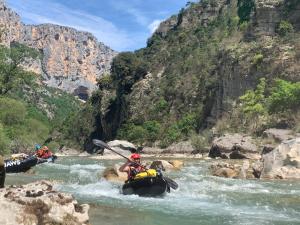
92 139 178 190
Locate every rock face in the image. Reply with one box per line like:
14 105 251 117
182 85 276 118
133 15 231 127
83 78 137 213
254 0 285 35
209 134 260 159
260 138 300 179
0 180 89 225
0 1 117 99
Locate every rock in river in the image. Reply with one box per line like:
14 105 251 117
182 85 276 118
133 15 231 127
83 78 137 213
260 138 300 179
0 180 89 225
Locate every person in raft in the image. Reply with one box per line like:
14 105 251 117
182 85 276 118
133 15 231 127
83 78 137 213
36 145 53 159
119 153 146 180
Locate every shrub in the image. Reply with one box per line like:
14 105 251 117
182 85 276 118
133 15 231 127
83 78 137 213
97 74 113 90
267 79 300 113
190 130 213 153
177 113 197 136
277 20 294 36
239 21 249 32
252 53 264 65
154 98 168 113
239 78 268 131
143 120 161 142
118 123 147 145
0 97 26 125
160 124 181 148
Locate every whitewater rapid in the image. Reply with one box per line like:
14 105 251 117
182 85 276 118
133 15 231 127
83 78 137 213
7 157 300 225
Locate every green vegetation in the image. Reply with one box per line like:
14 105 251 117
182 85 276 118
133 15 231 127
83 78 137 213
277 20 294 36
0 43 81 155
0 43 39 95
217 78 300 135
252 53 264 65
268 79 300 113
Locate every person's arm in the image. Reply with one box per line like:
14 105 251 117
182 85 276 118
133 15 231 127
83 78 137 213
119 161 131 172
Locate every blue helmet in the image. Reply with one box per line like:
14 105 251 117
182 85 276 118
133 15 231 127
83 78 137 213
35 144 41 150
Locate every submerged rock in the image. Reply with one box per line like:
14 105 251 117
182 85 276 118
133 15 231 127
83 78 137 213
0 180 89 225
102 164 128 183
150 160 183 171
211 160 258 179
260 138 300 179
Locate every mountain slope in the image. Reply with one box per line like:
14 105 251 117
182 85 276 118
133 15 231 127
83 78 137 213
68 0 300 149
0 0 117 99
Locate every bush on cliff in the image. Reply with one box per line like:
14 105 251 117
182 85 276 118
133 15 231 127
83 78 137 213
219 78 300 134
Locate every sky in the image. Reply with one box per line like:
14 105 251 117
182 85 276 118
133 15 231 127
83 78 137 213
6 0 194 52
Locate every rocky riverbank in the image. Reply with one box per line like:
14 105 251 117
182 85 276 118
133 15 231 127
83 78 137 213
0 180 90 225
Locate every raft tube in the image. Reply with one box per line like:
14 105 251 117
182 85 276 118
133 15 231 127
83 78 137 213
4 156 38 173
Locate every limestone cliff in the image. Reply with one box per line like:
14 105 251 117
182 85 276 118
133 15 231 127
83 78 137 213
0 0 117 99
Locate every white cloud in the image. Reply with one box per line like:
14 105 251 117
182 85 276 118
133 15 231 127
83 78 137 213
148 19 162 34
6 0 144 51
109 1 149 26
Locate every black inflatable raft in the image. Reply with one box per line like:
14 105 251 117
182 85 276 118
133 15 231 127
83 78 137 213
4 156 38 173
122 176 170 197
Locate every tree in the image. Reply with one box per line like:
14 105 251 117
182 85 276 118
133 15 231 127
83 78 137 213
0 43 39 95
239 78 267 129
110 52 148 95
268 79 300 113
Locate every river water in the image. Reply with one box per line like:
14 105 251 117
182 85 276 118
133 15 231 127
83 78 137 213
5 157 300 225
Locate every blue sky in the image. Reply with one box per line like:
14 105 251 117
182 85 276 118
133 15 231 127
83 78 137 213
6 0 194 52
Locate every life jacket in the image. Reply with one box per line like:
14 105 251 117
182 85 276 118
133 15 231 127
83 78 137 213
36 149 44 158
128 163 144 180
41 151 52 159
36 147 52 159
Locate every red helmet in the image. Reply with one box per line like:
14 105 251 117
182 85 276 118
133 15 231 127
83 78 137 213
130 153 141 159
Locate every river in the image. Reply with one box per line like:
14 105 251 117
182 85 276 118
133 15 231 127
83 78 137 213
5 157 300 225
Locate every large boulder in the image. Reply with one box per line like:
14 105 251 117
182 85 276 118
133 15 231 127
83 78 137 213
108 140 136 151
263 128 297 142
210 162 240 178
260 138 300 179
150 160 184 171
209 134 260 160
0 155 5 188
0 180 89 225
169 160 184 170
103 140 136 157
